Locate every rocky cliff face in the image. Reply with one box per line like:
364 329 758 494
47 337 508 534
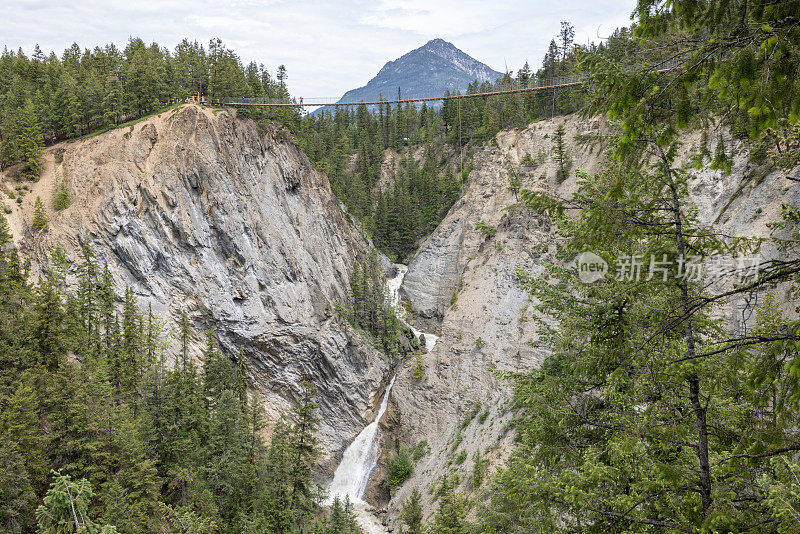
11 105 390 466
387 115 798 524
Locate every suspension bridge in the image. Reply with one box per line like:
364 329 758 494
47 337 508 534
217 57 684 108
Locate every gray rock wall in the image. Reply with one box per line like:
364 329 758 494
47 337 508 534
388 115 799 524
23 105 390 466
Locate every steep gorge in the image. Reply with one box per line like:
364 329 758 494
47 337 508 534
7 104 797 529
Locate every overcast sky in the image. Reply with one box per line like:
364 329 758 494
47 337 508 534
3 0 636 98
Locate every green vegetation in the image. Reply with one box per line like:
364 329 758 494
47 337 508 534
31 196 47 231
4 3 800 531
297 109 461 261
411 353 426 382
477 408 489 425
0 219 355 533
384 450 413 491
346 250 403 355
473 221 496 238
0 38 292 168
383 442 429 491
52 181 70 211
326 496 360 534
478 3 800 533
459 402 482 429
428 473 469 534
285 21 613 260
400 488 424 534
35 471 117 533
471 451 488 488
3 99 45 181
551 122 571 182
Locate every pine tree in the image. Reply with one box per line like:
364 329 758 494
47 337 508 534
36 471 118 533
558 21 575 63
32 196 47 232
52 180 71 211
2 372 47 480
551 123 570 182
261 419 294 532
287 381 320 520
202 332 235 410
76 244 99 357
119 286 140 397
401 488 424 534
34 276 66 370
429 474 468 534
517 61 532 85
0 440 36 533
98 405 160 531
17 100 44 181
97 264 115 351
0 210 11 250
329 495 359 534
236 350 249 412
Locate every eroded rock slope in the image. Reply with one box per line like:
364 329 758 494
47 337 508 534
388 114 799 524
10 105 389 465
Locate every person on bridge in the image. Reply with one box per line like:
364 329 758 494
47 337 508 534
300 97 303 104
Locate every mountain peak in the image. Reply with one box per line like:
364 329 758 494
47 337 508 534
422 37 453 48
328 39 501 109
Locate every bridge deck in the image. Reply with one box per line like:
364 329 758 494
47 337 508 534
218 58 683 108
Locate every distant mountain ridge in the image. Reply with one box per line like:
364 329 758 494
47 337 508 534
324 38 502 110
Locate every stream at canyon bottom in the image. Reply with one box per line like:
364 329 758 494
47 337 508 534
325 264 437 532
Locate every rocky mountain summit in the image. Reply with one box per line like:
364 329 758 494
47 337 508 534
331 38 501 106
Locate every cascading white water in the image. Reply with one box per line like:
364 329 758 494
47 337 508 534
326 374 396 506
386 264 438 352
326 265 438 531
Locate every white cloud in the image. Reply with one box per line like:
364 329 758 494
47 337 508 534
1 0 635 98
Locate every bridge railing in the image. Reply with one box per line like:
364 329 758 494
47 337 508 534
219 57 686 107
220 96 341 106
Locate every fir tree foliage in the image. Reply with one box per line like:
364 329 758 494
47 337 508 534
551 122 571 182
348 250 403 355
52 181 70 211
0 235 338 533
479 5 800 531
32 196 47 232
0 37 291 167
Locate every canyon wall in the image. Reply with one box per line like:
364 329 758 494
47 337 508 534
5 105 390 466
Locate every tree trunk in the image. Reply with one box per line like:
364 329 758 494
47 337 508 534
659 143 713 519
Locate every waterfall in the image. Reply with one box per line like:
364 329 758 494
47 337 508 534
326 264 439 531
326 375 396 506
386 264 438 352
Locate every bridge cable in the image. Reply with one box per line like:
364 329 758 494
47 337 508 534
457 92 463 183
